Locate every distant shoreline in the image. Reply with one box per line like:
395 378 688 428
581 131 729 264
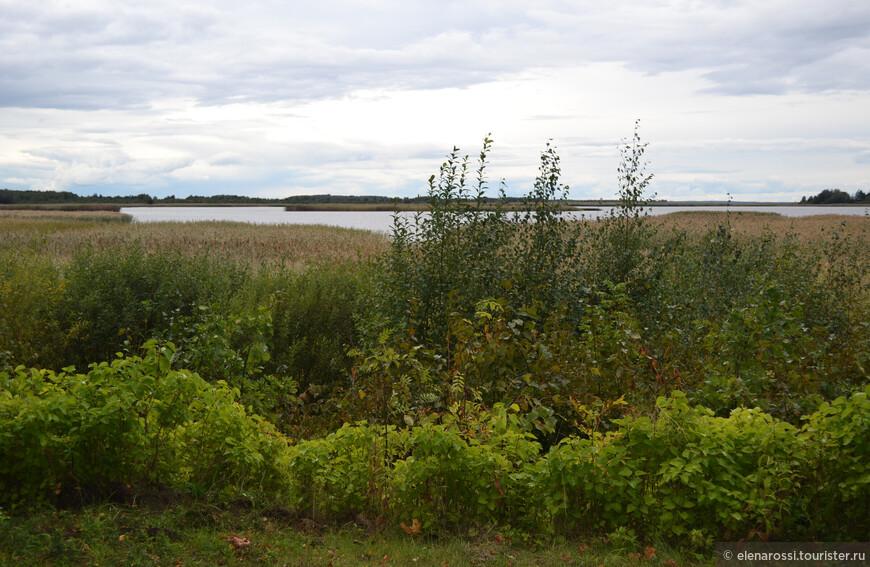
2 200 868 212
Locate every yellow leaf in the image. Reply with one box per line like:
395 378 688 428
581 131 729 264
401 518 422 535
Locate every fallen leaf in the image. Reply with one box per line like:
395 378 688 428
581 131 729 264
225 534 252 549
400 518 422 535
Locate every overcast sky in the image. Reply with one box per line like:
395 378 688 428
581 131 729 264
2 0 869 201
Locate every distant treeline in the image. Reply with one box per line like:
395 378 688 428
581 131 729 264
800 188 868 204
1 189 156 205
1 188 539 206
161 194 441 205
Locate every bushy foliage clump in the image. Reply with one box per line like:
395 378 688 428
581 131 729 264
0 252 64 369
0 341 289 511
376 136 584 345
58 245 249 367
2 347 867 542
283 388 870 541
0 247 369 428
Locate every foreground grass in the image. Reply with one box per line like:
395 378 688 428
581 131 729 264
0 503 706 567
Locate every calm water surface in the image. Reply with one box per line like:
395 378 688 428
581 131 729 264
121 207 401 232
121 205 870 233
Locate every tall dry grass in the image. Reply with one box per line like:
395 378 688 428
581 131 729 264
0 209 131 229
0 203 123 212
3 209 866 268
647 210 870 241
285 202 430 211
0 213 389 268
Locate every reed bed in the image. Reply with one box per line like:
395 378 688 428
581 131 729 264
0 215 389 268
647 210 870 240
0 208 131 228
3 209 867 268
0 203 123 212
285 202 430 211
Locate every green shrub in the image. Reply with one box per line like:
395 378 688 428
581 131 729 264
267 264 369 392
5 352 865 543
281 389 868 540
389 405 544 533
801 386 870 538
155 303 299 429
634 217 869 422
286 423 405 520
374 136 583 346
585 121 656 294
348 292 649 446
285 405 543 532
58 246 249 368
537 389 869 541
0 341 289 511
0 251 65 369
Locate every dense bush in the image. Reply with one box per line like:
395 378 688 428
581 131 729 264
801 389 870 538
0 252 64 369
2 346 867 541
295 388 869 540
0 342 289 511
375 136 585 345
347 290 649 448
265 264 369 392
636 216 870 419
540 392 807 539
58 245 249 368
0 246 370 427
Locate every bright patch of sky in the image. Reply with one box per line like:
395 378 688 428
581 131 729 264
1 0 869 201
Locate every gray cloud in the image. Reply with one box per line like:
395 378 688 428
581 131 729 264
531 1 870 95
3 1 867 111
2 0 869 201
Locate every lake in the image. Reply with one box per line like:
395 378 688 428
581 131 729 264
120 205 870 233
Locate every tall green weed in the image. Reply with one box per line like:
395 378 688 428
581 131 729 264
0 251 65 369
59 245 248 368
